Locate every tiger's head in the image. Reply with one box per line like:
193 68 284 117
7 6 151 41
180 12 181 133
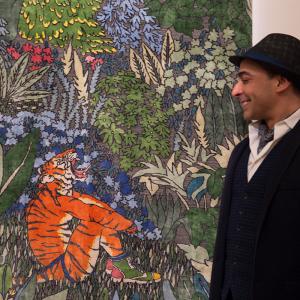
38 149 90 195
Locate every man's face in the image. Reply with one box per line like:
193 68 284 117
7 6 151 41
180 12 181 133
231 59 278 123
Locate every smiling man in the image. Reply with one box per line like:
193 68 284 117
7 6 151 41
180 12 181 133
209 33 300 300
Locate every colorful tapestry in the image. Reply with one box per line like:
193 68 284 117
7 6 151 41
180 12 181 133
0 0 251 299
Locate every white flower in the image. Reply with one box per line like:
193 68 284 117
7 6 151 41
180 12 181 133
31 174 39 183
217 61 227 70
67 137 74 143
165 77 176 88
134 220 143 231
114 181 120 191
190 46 205 56
176 75 189 87
189 85 198 94
42 138 50 147
217 79 227 90
54 121 65 131
125 193 135 201
5 138 17 145
205 80 212 89
203 72 215 80
110 202 117 209
76 143 85 149
19 194 31 205
211 46 224 56
191 39 199 47
223 27 234 40
81 129 88 136
104 175 114 187
195 68 205 79
66 129 75 137
128 199 138 208
60 137 67 144
45 151 56 161
90 151 98 158
164 69 173 78
153 228 162 239
183 61 200 73
156 85 165 96
86 175 93 184
41 111 55 119
34 157 45 168
204 41 212 49
146 232 156 240
181 90 191 100
114 192 122 203
84 155 91 163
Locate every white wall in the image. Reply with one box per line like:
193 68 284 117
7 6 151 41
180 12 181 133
252 0 300 44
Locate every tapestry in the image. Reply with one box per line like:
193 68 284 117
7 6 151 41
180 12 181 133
0 0 251 299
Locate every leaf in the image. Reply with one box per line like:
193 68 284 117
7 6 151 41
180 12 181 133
206 168 226 199
193 273 210 299
187 177 205 200
139 176 159 195
0 129 40 214
61 42 73 76
177 244 209 263
7 53 29 92
204 89 225 151
11 66 49 96
11 90 51 102
42 289 68 300
183 208 218 257
142 43 164 85
161 29 175 70
163 280 176 300
14 274 36 300
0 55 7 99
73 50 89 102
0 264 12 297
129 48 151 85
194 107 209 149
0 145 3 187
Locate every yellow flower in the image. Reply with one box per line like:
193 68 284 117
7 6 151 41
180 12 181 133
28 22 34 30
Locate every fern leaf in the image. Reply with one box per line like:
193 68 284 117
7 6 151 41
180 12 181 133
73 50 89 102
61 43 73 76
161 29 175 70
90 63 102 94
0 55 7 99
195 106 209 149
11 90 50 102
129 48 151 85
142 44 164 85
7 53 29 92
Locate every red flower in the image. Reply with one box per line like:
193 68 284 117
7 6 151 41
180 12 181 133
7 47 21 60
43 47 52 56
22 43 33 52
31 54 43 64
43 55 54 64
33 46 42 55
91 58 104 70
29 65 41 71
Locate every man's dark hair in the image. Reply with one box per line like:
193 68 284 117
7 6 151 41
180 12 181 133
258 61 300 94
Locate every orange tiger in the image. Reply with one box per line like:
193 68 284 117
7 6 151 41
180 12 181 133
26 149 160 284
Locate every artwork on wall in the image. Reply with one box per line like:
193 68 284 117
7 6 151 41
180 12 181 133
0 0 251 299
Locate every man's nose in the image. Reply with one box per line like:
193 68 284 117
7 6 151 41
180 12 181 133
231 81 242 97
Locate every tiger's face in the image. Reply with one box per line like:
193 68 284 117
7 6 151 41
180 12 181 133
38 149 90 193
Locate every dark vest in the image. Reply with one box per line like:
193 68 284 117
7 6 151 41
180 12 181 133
221 140 285 300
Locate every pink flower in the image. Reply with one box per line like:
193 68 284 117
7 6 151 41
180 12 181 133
7 47 21 59
91 58 104 70
22 43 33 52
85 55 95 63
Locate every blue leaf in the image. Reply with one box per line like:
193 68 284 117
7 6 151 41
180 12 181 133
187 176 205 198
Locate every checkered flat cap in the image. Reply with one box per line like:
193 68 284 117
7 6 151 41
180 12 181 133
230 33 300 77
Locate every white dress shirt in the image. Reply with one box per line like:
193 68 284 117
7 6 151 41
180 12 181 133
248 107 300 181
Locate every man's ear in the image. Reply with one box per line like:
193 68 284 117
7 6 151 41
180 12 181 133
275 75 291 93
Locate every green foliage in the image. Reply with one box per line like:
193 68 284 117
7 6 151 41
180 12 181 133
174 272 203 300
18 0 115 54
0 128 40 214
92 71 172 171
144 193 184 242
0 264 12 299
206 168 226 199
204 88 247 151
183 208 218 258
144 0 251 48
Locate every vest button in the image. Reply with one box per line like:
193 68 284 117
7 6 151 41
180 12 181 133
239 210 243 215
244 195 248 200
236 227 241 232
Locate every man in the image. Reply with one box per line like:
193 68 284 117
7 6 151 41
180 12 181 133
210 33 300 300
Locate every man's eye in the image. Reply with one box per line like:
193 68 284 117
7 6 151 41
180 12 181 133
241 78 249 84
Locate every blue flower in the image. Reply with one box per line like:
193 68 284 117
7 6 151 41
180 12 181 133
116 206 126 216
102 193 112 203
142 220 156 232
116 171 129 184
51 146 62 154
86 183 96 194
44 126 54 134
0 127 7 137
120 183 132 195
74 136 83 145
100 159 112 170
141 206 148 217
